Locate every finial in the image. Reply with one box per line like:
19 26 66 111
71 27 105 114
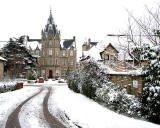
50 6 52 15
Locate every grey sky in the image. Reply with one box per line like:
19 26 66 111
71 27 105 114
0 0 158 58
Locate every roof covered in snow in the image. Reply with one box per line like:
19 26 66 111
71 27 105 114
0 56 6 61
82 36 133 62
27 41 42 50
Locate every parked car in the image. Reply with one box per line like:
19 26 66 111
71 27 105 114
58 78 66 83
38 77 44 83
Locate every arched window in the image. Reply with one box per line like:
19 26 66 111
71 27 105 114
49 40 52 46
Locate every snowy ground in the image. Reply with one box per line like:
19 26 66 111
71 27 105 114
49 84 160 128
19 87 49 128
0 80 160 128
0 86 41 128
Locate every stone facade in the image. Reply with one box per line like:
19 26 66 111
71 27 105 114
110 74 144 97
32 11 77 79
81 42 146 96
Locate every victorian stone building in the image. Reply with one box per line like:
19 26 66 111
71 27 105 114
31 11 77 79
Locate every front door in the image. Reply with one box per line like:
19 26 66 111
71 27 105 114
49 70 53 78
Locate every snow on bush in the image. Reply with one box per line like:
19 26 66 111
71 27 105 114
96 83 141 118
139 45 160 124
0 80 19 93
66 59 141 118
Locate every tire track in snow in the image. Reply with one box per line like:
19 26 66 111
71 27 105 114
5 88 44 128
43 87 67 128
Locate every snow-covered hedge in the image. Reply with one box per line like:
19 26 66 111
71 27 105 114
96 83 141 118
0 80 18 93
66 59 141 118
139 45 160 124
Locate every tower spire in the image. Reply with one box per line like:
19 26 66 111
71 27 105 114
50 6 52 16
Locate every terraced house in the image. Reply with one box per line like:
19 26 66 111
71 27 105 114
30 11 77 79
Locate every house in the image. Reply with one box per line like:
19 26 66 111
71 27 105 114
28 11 77 79
81 40 146 97
0 56 6 80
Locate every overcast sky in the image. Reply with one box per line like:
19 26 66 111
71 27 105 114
0 0 158 57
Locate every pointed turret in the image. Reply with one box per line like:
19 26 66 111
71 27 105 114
44 10 57 37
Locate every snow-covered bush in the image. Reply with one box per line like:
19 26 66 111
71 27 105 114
96 83 141 118
140 45 160 124
67 58 141 118
67 59 109 99
80 60 109 99
0 80 17 93
67 68 81 93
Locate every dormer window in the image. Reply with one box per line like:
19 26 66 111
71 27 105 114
110 55 115 64
36 50 39 56
104 54 109 65
70 50 73 56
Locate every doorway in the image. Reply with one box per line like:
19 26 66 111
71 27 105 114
49 70 53 78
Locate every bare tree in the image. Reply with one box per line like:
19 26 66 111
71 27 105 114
125 4 160 47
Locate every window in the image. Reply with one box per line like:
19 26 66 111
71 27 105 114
49 49 52 55
55 40 59 47
49 58 53 65
62 50 66 56
56 50 59 56
44 41 47 47
49 40 52 46
36 50 39 56
110 55 115 64
56 70 59 76
70 59 73 66
42 50 45 56
42 70 45 77
61 70 66 76
104 54 109 64
55 59 58 65
42 59 46 65
42 70 45 74
62 59 66 66
70 50 73 56
133 80 138 88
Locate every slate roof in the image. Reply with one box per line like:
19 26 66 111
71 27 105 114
63 39 75 49
45 11 57 36
28 39 41 43
90 42 98 46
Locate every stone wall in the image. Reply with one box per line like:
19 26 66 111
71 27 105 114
0 61 4 80
109 74 144 97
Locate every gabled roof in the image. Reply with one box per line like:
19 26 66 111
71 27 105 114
105 43 119 53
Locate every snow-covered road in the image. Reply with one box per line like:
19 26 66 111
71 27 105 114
0 82 67 128
0 80 160 128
